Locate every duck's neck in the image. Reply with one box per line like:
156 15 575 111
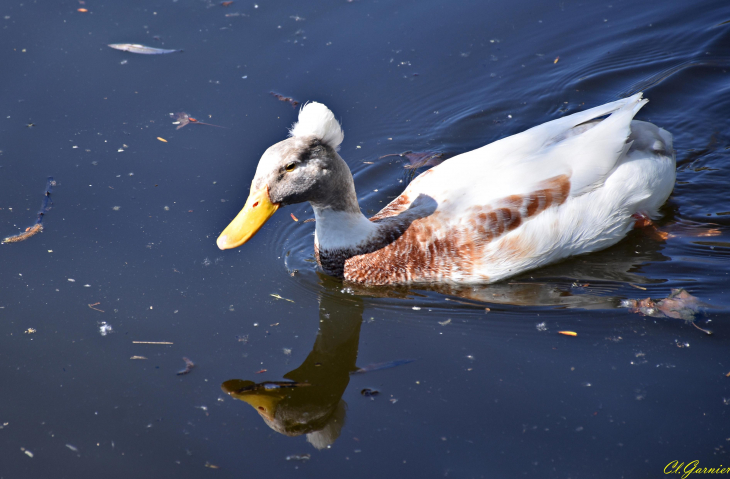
310 155 379 252
313 205 378 252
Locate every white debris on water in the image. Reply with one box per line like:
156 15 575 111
98 322 113 336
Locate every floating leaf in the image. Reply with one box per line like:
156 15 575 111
108 43 180 54
177 357 195 375
270 293 294 303
622 289 711 334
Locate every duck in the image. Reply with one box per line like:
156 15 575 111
217 92 676 285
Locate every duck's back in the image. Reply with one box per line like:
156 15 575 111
342 93 675 285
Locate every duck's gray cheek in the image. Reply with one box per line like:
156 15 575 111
268 183 289 205
269 176 307 206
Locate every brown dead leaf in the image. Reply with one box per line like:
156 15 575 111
624 289 709 332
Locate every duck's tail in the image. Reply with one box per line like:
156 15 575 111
558 92 646 130
552 93 649 197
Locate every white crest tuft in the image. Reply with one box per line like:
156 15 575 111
289 102 344 150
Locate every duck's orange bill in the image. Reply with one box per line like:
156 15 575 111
216 185 279 250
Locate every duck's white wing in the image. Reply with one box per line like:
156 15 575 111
380 93 649 220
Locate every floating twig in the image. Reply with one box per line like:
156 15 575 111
691 321 713 335
132 341 174 345
88 302 105 313
170 112 227 130
378 152 410 159
285 454 311 462
270 92 299 107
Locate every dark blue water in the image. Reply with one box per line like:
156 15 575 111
2 0 730 477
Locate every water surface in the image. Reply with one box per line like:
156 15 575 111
2 0 730 477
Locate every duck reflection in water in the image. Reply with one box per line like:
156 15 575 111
222 281 365 449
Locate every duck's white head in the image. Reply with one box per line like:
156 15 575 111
217 102 360 250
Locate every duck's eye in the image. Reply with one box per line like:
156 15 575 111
285 162 297 172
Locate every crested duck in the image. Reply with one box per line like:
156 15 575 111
217 93 676 285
